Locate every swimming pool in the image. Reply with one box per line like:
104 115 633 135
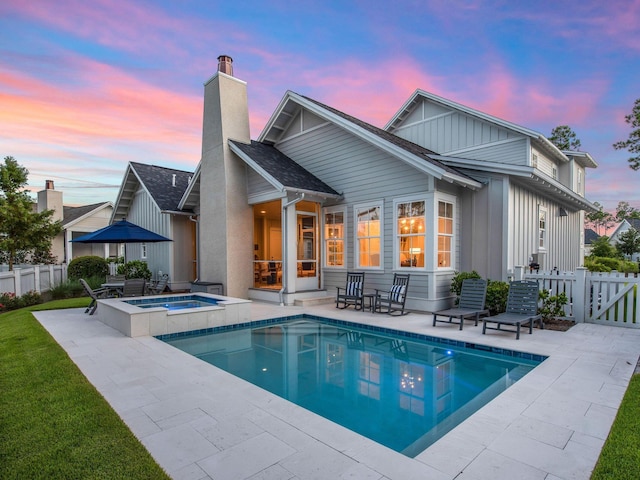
159 315 545 457
125 295 219 310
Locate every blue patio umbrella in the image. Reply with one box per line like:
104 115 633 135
71 219 172 244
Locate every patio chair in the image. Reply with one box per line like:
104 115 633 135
432 278 489 330
375 273 410 316
80 278 109 315
482 280 543 340
148 273 169 295
106 274 126 283
122 278 146 297
336 272 365 310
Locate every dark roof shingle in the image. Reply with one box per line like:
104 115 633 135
130 162 194 211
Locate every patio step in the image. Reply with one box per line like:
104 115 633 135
294 296 335 307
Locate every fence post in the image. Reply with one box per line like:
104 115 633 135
574 267 587 323
34 266 41 293
13 268 22 297
514 265 525 281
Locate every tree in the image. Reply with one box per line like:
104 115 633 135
585 202 615 235
590 235 618 258
0 156 62 270
616 228 640 259
613 98 640 170
615 200 640 222
548 125 582 151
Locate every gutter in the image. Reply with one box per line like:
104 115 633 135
279 193 305 306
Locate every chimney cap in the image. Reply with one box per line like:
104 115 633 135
217 55 233 76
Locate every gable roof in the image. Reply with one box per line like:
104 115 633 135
63 202 112 228
259 91 482 190
112 162 194 220
385 89 593 166
584 228 600 245
229 140 341 198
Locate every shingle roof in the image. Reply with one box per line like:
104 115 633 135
301 95 476 180
130 162 194 211
627 218 640 231
63 202 110 226
230 140 340 196
584 228 600 244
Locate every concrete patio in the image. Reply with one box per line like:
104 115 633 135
35 302 640 480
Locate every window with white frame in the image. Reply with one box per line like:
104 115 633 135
437 201 454 268
141 242 147 259
355 205 381 268
324 207 345 267
538 206 547 250
397 200 425 268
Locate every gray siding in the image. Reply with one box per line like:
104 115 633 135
453 138 529 165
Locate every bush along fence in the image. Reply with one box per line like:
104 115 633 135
515 266 640 327
0 264 68 297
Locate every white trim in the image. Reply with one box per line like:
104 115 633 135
322 205 347 269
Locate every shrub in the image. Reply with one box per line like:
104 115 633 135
538 290 568 321
0 290 42 312
621 261 639 274
49 278 86 300
68 256 109 280
450 271 482 296
117 260 152 280
585 258 612 272
591 256 622 271
486 280 509 315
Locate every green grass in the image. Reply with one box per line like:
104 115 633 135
591 372 640 479
0 299 170 480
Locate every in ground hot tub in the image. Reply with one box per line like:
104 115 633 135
95 292 251 337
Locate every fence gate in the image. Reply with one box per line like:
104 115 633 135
587 272 640 327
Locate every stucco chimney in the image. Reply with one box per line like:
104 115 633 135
217 55 233 76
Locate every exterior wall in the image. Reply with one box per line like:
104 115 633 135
67 206 113 261
275 120 460 310
199 72 253 298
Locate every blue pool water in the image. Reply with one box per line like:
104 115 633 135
125 295 219 310
158 315 544 457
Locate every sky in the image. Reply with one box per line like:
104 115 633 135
1 0 639 212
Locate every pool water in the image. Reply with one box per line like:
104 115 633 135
159 316 544 457
125 295 219 310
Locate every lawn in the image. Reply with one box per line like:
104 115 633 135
0 299 170 480
0 298 637 479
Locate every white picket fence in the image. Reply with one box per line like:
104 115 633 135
515 266 640 328
0 265 68 297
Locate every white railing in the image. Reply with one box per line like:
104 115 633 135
0 265 68 296
514 266 639 327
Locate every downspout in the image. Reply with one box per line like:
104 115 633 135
279 193 305 306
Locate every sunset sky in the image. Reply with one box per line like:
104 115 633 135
1 0 639 211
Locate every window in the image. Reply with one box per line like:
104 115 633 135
141 242 147 259
538 206 547 250
355 205 381 268
577 169 583 195
552 166 558 179
324 208 345 267
358 352 381 400
437 201 453 268
532 153 538 168
397 201 425 268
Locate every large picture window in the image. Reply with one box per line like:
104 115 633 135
397 201 425 268
324 209 345 267
356 205 381 268
437 201 453 268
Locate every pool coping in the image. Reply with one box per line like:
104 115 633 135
35 302 640 480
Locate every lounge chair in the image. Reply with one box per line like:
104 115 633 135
80 278 109 315
148 273 169 295
482 280 543 339
122 278 146 297
433 278 489 330
336 272 365 310
375 273 410 315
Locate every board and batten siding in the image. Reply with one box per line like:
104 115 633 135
509 182 582 272
276 121 478 310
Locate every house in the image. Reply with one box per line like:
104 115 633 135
111 162 196 291
609 218 640 261
36 180 113 263
584 228 600 257
116 55 598 311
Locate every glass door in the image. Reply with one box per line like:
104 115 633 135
296 212 318 290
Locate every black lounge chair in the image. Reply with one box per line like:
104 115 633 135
336 272 365 310
80 278 109 315
375 273 410 315
433 278 489 329
482 280 543 339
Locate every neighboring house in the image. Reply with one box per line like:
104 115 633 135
115 55 598 310
111 162 196 291
609 218 640 261
36 180 113 263
584 228 600 257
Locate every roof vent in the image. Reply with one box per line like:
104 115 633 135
217 55 233 76
172 174 176 187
